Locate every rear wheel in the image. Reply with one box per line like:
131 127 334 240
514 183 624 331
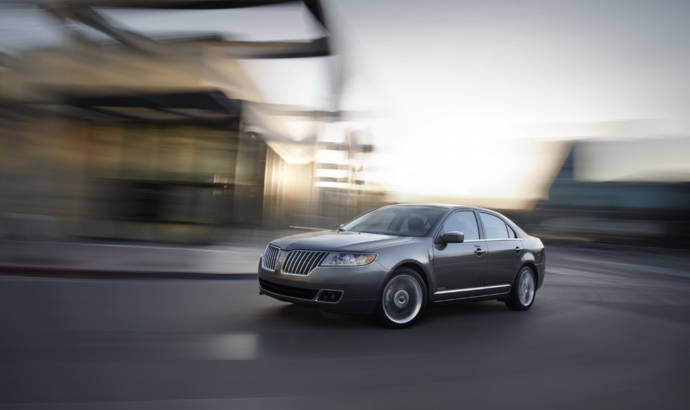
505 266 536 311
377 268 427 328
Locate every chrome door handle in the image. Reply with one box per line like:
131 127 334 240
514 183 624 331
474 247 486 256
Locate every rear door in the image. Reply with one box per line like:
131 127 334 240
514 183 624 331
432 210 488 294
479 212 522 286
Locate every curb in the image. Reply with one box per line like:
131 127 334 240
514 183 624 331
0 266 257 280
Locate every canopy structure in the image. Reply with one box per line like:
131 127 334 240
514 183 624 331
35 0 345 163
57 89 242 123
40 0 333 65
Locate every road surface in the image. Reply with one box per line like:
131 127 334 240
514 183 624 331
1 245 689 409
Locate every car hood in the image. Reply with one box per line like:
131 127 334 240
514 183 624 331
270 230 418 252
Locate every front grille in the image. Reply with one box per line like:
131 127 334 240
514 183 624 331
259 279 318 300
282 250 328 275
261 245 280 271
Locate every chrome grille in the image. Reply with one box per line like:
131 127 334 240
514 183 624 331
261 245 280 271
282 250 328 275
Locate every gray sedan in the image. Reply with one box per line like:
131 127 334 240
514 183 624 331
258 204 545 327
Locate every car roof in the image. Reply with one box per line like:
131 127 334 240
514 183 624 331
387 203 478 210
386 203 505 215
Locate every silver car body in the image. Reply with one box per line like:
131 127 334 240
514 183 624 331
258 204 545 314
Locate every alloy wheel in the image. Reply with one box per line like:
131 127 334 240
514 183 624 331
382 273 424 325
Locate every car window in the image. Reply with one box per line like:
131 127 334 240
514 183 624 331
398 215 433 236
441 211 479 241
343 206 445 237
480 213 510 239
348 209 397 233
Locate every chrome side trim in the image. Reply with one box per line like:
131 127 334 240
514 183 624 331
463 238 524 242
434 283 511 295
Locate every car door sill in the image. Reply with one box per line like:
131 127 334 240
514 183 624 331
432 291 511 303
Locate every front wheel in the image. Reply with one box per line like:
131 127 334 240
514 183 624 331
376 269 427 328
505 266 537 311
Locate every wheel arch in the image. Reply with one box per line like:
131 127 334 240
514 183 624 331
512 261 538 288
390 260 432 296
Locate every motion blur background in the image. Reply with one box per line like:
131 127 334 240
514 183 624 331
1 2 689 409
2 0 689 248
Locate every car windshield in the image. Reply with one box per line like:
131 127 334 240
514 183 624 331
342 206 446 237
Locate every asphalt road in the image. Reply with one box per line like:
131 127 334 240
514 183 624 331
1 245 689 409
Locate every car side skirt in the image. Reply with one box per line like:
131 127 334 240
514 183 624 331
431 291 511 303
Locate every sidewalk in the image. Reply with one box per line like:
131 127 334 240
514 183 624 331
0 228 298 277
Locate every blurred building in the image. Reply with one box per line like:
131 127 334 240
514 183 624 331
0 45 266 242
0 1 383 243
534 140 690 246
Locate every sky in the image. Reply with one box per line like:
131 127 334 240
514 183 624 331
1 0 689 206
324 0 690 203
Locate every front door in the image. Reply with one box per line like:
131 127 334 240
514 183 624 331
432 210 488 297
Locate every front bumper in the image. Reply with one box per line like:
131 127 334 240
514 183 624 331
257 258 387 315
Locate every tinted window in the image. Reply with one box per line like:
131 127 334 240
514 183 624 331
441 211 479 241
343 206 445 237
480 213 510 239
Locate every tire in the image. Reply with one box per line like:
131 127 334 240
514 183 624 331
376 268 427 328
505 266 537 311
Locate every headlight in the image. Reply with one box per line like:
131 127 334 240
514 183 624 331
321 252 376 266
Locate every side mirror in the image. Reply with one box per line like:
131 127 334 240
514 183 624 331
436 231 464 245
337 224 345 232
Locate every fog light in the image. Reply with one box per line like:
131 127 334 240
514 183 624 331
317 290 343 303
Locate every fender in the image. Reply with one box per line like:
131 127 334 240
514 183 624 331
510 251 541 288
387 258 436 297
